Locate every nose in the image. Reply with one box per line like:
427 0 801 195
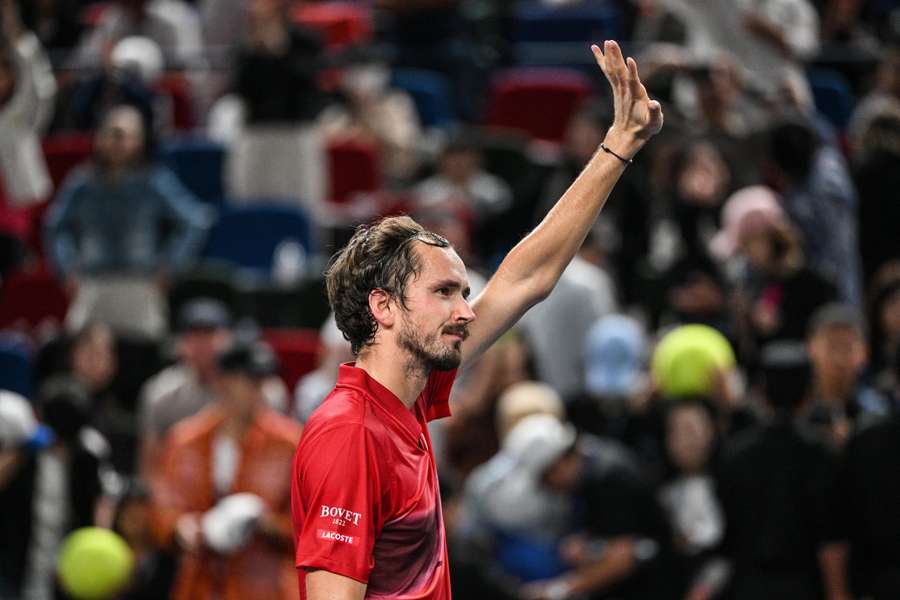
454 297 476 324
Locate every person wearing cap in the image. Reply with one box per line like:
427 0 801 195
150 339 302 600
569 314 648 438
0 382 112 600
510 415 677 600
715 346 851 600
137 298 232 477
805 303 895 447
452 399 571 598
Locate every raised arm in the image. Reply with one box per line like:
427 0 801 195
461 41 663 366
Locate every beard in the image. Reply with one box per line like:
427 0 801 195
398 314 467 373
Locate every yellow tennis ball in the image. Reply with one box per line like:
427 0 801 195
57 527 134 600
652 324 736 398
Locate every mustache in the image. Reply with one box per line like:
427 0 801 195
442 325 470 340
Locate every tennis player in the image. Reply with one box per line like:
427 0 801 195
291 40 664 600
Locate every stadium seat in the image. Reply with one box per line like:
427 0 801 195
155 74 196 132
0 269 70 333
327 138 381 204
202 204 315 279
391 69 457 128
160 138 226 206
484 68 593 143
0 334 33 398
511 1 623 66
242 277 330 330
291 2 372 48
262 328 321 394
42 133 94 191
167 262 245 331
808 68 856 130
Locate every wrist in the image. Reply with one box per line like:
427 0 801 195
601 129 643 161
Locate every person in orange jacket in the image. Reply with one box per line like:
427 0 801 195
151 339 302 600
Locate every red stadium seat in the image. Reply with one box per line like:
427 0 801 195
484 68 593 143
42 133 94 191
0 269 70 333
155 74 196 132
291 2 373 49
327 138 381 204
262 328 322 395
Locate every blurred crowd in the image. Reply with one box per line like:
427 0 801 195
1 0 900 599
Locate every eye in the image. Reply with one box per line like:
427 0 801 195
436 287 451 297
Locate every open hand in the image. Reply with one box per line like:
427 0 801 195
591 41 664 153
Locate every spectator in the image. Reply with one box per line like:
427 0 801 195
72 0 204 71
520 233 618 401
0 381 112 600
414 133 513 225
765 115 862 304
45 104 209 339
227 0 327 211
847 45 900 155
805 303 894 446
65 322 141 473
535 102 651 304
659 399 728 600
322 48 424 184
150 339 301 599
867 262 900 387
138 298 232 476
60 35 161 134
715 346 850 600
0 0 55 207
293 313 352 424
112 479 177 600
517 416 679 600
853 114 900 285
568 314 649 439
658 0 820 106
839 352 900 600
18 0 84 57
713 186 838 355
454 408 571 597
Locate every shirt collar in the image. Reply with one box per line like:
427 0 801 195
336 363 422 440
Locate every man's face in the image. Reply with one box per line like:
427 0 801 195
218 373 264 417
808 326 867 386
178 328 232 375
395 244 474 372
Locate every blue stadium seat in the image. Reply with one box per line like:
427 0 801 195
202 203 315 280
511 1 623 65
0 334 32 398
160 138 226 206
391 68 457 128
808 68 856 130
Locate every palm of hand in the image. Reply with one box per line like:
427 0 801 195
592 41 664 141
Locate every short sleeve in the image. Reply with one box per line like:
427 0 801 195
292 424 385 583
424 369 457 421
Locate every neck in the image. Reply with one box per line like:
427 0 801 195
222 407 257 438
815 376 854 404
355 349 429 409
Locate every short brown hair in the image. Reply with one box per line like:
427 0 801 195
325 216 450 355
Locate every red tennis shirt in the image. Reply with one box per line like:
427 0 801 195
291 363 456 599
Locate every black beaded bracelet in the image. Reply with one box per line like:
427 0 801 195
600 143 633 165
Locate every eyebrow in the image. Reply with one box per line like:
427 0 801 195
433 279 471 299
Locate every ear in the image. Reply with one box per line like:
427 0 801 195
368 288 396 329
